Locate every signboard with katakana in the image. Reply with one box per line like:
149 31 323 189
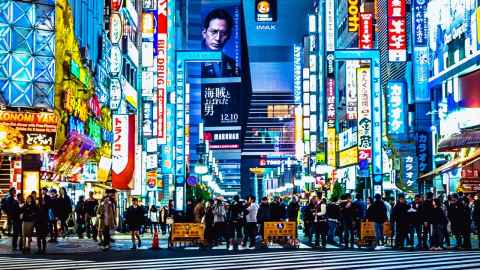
416 131 431 175
387 81 406 135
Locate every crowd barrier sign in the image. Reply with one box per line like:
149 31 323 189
169 223 205 248
263 221 298 248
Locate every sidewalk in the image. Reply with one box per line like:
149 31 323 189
0 232 169 255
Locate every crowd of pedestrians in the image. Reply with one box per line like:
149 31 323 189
1 186 479 253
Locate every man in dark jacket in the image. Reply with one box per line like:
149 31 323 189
257 197 271 240
391 194 409 249
302 198 315 243
4 188 21 251
408 194 424 249
370 194 387 250
448 195 471 249
339 193 358 248
126 198 145 249
270 197 286 221
420 192 435 249
75 196 86 238
326 197 341 244
84 191 98 240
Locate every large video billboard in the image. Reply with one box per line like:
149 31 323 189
200 3 243 150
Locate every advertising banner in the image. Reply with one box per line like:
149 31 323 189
327 128 336 167
201 5 242 78
386 81 407 135
347 0 360 32
0 111 58 153
337 166 356 190
416 131 431 175
339 147 358 168
294 45 302 104
339 127 357 151
357 67 372 161
326 0 335 51
326 78 335 128
157 0 168 145
112 115 135 190
201 83 241 127
401 154 418 193
414 46 430 102
346 61 359 120
143 101 154 137
388 0 407 62
413 0 428 46
255 0 277 22
358 13 373 49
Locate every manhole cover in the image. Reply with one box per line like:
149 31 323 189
55 244 81 249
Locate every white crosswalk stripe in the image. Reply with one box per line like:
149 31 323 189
0 250 479 270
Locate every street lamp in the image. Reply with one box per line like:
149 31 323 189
194 163 208 175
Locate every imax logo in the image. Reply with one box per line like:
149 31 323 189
256 25 276 30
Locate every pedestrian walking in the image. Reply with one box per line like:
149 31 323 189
448 194 471 249
340 194 358 249
391 194 409 249
85 191 98 241
257 197 271 243
245 195 259 249
213 197 226 246
36 194 49 254
21 195 37 254
312 197 327 249
430 198 447 251
58 187 73 238
149 205 160 234
203 199 215 248
4 188 21 251
473 194 480 249
326 197 340 244
126 197 144 249
97 190 117 251
159 205 168 235
302 198 315 243
75 196 86 238
408 195 424 249
368 194 387 250
227 195 244 250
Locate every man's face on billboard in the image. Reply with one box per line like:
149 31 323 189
203 18 230 51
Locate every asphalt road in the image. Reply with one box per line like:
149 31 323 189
1 249 480 270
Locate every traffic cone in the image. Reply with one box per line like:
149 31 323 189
150 226 160 250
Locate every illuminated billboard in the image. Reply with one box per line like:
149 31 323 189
388 0 407 62
386 81 407 135
357 67 372 162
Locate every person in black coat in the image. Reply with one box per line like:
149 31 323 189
75 196 86 238
270 197 286 221
36 195 49 254
126 198 145 249
430 198 447 250
326 198 341 244
256 197 271 240
391 194 410 249
369 194 387 249
448 195 471 249
58 187 73 238
303 198 315 243
4 188 21 251
339 194 358 248
407 195 424 249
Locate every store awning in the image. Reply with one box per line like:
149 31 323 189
438 130 480 152
419 148 480 179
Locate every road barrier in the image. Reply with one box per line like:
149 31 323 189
263 221 299 248
358 221 393 247
168 223 205 248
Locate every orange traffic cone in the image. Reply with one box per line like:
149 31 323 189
150 226 160 250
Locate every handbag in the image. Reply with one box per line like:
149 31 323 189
166 217 174 225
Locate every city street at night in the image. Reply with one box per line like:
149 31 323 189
1 0 480 269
